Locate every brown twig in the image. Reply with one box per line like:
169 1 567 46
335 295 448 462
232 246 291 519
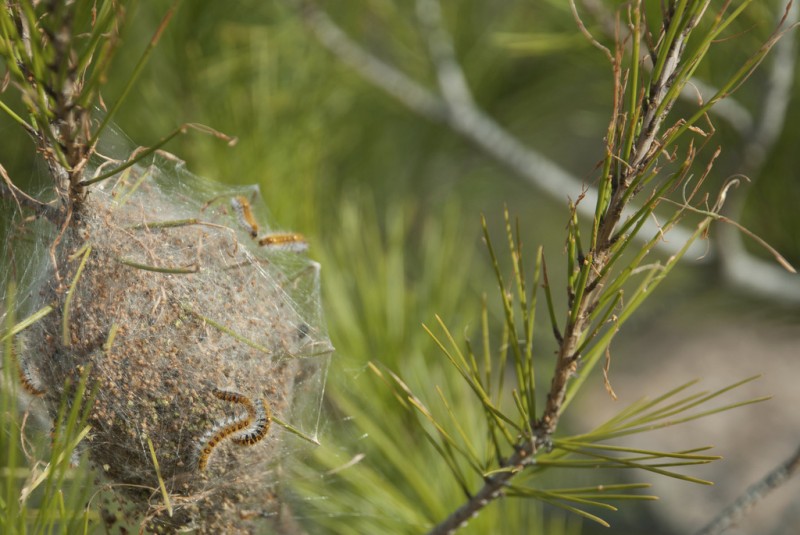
0 165 62 223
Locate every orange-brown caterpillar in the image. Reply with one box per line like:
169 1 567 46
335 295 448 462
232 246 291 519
231 398 271 446
11 342 46 396
197 416 252 471
230 196 259 238
229 195 309 253
212 387 256 420
19 366 46 396
198 388 273 470
257 233 308 253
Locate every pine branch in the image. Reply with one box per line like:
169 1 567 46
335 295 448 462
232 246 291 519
422 2 789 532
291 0 800 304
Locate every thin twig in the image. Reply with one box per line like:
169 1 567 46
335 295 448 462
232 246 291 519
426 445 531 535
693 444 800 535
0 165 62 223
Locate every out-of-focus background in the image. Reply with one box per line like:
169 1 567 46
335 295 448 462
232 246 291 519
1 1 799 533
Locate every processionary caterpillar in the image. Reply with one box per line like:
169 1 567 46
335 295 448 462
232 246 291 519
197 416 251 471
257 233 308 253
11 341 46 396
19 365 46 396
197 388 273 471
230 196 259 238
229 196 309 252
212 387 256 420
231 397 271 446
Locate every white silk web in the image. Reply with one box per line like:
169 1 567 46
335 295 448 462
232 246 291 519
1 123 332 533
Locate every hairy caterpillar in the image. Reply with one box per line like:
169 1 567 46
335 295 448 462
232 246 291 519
197 416 252 471
229 196 308 253
230 196 259 238
19 365 46 396
231 398 271 446
257 233 308 253
212 387 256 420
198 388 273 470
11 341 46 396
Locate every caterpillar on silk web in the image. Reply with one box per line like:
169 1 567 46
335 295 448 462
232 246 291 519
197 388 273 471
19 365 46 396
231 398 271 446
228 195 308 252
11 341 46 396
257 233 308 253
212 387 256 420
230 196 259 238
197 416 252 471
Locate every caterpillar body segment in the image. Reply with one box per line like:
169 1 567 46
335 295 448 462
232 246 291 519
197 415 252 471
212 387 256 420
230 196 259 238
231 398 271 446
257 233 308 253
197 388 273 471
